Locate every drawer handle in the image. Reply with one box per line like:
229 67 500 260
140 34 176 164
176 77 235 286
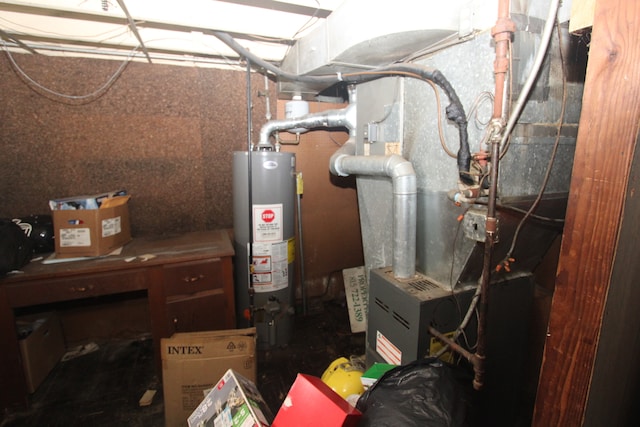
71 284 94 292
182 274 205 283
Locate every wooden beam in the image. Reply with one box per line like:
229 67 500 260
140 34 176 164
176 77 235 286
533 0 640 425
569 0 595 33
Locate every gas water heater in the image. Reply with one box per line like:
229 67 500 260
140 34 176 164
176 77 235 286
233 151 296 350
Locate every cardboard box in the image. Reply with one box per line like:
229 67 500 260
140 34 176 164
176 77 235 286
187 369 273 427
51 195 131 257
272 374 362 427
17 312 66 393
162 328 257 427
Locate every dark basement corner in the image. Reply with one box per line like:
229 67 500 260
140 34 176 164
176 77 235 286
0 299 365 427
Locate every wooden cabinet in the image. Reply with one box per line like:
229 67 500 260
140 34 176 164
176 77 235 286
0 230 235 416
166 291 228 333
162 258 232 334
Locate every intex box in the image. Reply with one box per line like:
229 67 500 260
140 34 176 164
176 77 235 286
162 328 257 427
17 312 66 393
51 194 131 257
187 369 273 427
272 374 362 427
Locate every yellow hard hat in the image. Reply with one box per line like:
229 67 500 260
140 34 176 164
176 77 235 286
321 357 365 399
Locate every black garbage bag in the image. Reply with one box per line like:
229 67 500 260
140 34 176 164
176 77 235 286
355 358 469 427
13 214 55 253
0 219 34 276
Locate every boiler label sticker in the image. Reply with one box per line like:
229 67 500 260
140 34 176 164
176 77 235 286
253 204 283 242
376 330 402 365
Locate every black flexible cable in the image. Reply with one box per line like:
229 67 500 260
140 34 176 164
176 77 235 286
212 32 473 183
340 64 472 184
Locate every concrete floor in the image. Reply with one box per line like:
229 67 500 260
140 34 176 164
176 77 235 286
0 299 365 426
0 296 542 427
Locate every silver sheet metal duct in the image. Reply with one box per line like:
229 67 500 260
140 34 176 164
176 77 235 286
257 90 417 280
330 141 417 279
257 103 356 150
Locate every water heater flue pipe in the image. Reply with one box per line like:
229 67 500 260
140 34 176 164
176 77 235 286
330 141 417 279
257 103 356 150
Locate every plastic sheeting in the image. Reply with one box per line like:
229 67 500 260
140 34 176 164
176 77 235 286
356 358 469 427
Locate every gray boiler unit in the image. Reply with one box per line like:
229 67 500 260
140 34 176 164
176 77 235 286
366 268 534 368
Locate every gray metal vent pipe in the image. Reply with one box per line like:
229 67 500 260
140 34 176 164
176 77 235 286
330 141 417 279
257 103 356 150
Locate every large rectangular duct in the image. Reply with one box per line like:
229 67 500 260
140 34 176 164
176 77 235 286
278 0 478 98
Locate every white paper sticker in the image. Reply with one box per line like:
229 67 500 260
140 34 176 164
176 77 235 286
59 228 92 247
343 266 368 333
101 216 122 237
252 204 282 243
252 241 289 292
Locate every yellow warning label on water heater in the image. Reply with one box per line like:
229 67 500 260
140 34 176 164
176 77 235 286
287 237 295 263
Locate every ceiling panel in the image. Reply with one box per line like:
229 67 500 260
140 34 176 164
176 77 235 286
0 0 345 67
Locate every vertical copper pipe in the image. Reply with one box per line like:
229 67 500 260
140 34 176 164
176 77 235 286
491 1 516 120
474 136 500 390
473 0 515 391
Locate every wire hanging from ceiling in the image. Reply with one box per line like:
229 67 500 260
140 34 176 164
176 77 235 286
1 40 139 104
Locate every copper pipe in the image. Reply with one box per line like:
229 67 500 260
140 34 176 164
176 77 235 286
427 0 513 389
474 0 514 391
473 135 500 390
428 326 477 365
491 2 516 121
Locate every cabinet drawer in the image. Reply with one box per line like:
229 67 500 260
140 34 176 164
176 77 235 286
166 290 228 334
6 270 147 308
163 258 223 296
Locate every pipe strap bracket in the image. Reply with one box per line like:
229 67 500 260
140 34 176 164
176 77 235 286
491 17 516 40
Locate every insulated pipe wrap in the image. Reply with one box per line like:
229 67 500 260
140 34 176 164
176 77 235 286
258 104 356 149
